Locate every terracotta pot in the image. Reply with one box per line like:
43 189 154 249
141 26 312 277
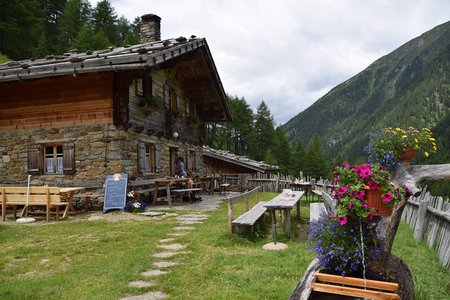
399 146 417 163
364 188 393 217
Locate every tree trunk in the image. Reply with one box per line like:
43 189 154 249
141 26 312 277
379 163 450 253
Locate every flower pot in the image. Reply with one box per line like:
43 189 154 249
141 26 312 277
364 188 393 217
399 146 417 163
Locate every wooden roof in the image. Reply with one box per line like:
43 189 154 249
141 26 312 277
203 146 280 173
0 37 232 122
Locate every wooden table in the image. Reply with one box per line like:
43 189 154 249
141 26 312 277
264 190 304 243
153 178 190 206
59 187 84 214
290 182 311 199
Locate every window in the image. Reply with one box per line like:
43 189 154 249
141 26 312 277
138 142 161 173
135 77 152 97
28 143 75 175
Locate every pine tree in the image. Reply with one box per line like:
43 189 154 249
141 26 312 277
291 139 306 175
304 134 329 179
91 0 118 45
57 0 91 52
271 126 291 173
253 101 275 161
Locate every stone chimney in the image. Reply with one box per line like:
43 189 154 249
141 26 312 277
140 14 161 43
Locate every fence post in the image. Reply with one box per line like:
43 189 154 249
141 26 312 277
227 199 233 234
414 198 430 241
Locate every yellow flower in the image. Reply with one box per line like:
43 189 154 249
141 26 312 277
425 152 429 157
401 135 407 139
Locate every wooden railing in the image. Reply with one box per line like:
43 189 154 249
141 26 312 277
226 186 261 234
402 188 450 269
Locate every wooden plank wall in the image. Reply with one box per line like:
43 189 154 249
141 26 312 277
0 72 113 130
402 188 450 269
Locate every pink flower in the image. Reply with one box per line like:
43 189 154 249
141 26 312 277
368 214 374 220
336 186 348 195
328 211 335 220
355 164 372 180
348 202 354 210
382 192 393 203
338 216 348 225
362 202 368 209
368 181 378 190
342 163 351 168
349 190 365 200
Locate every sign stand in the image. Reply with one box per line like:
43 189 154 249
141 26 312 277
103 173 128 213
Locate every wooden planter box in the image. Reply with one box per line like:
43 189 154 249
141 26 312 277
310 273 400 300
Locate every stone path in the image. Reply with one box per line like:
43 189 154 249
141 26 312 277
120 210 213 299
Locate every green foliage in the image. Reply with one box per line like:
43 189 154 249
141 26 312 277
0 0 139 60
254 101 275 161
303 134 329 179
283 21 450 164
0 52 10 63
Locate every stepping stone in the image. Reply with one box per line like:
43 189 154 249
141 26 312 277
173 226 195 231
128 280 157 288
153 261 179 268
159 238 175 243
140 269 168 277
176 214 208 221
167 232 188 236
157 243 187 250
120 291 168 300
179 221 203 225
151 251 190 258
139 212 166 217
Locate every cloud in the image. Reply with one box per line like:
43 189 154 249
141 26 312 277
94 0 450 123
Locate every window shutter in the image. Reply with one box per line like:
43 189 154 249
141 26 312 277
62 143 75 174
27 144 42 174
138 142 146 173
155 144 161 172
195 152 201 172
163 84 169 107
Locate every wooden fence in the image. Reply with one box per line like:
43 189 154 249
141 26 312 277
220 173 298 192
402 188 450 269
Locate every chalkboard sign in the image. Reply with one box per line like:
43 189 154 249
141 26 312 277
103 173 128 213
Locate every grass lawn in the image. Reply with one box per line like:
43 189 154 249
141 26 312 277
0 192 449 299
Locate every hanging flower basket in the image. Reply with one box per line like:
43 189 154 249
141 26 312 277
399 146 417 163
364 187 393 217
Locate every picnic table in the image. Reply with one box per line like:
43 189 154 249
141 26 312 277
59 187 84 213
264 190 304 243
152 177 190 206
290 181 311 199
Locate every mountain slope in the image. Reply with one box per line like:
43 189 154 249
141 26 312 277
284 21 450 162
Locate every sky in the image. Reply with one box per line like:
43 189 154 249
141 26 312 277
90 0 450 125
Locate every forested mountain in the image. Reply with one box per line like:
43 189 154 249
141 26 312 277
283 21 450 163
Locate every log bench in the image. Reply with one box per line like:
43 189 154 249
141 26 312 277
226 186 264 233
171 188 202 204
231 201 267 233
1 187 68 222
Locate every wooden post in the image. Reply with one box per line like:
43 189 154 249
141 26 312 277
1 188 5 222
227 200 233 234
245 196 249 212
414 198 430 241
255 191 259 204
46 188 50 223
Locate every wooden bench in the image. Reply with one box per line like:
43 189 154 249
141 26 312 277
1 187 68 222
310 273 400 300
171 188 202 204
226 186 264 233
231 201 267 233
